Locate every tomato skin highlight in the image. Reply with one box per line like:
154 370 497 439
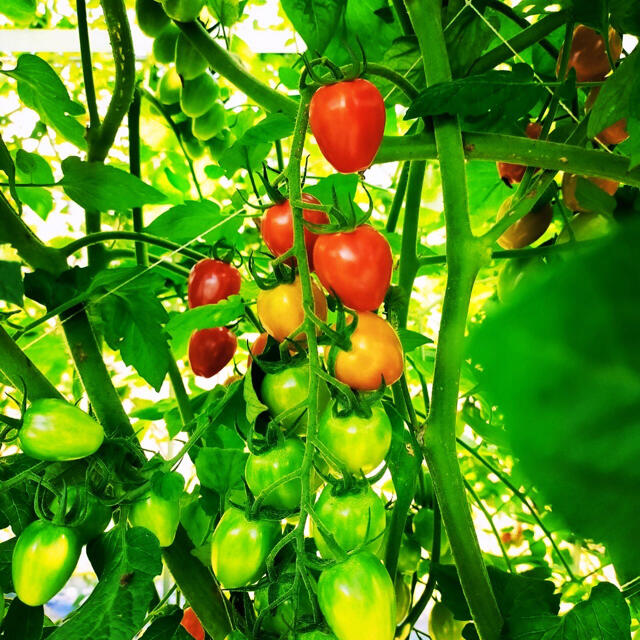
312 484 386 559
189 327 237 378
261 194 329 269
19 398 105 462
558 25 622 82
333 312 404 391
257 276 327 343
317 552 396 640
129 491 181 547
496 122 542 186
309 78 386 174
317 403 392 474
210 508 280 588
561 173 619 213
245 438 305 510
188 259 241 309
313 225 392 311
181 607 205 640
496 198 553 250
12 520 82 607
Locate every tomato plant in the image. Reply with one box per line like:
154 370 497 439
188 327 237 378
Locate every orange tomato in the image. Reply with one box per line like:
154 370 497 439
562 174 619 213
496 197 553 249
558 25 622 82
181 607 204 640
586 87 628 146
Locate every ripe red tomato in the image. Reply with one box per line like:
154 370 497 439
496 197 553 250
309 78 386 174
333 312 404 391
261 193 329 270
558 25 622 82
313 225 392 311
189 327 237 377
188 259 241 309
181 607 205 640
497 122 542 186
586 87 628 146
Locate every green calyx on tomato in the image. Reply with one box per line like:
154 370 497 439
318 552 396 640
12 519 82 606
19 398 105 462
245 438 305 511
313 484 386 559
210 507 280 589
49 485 112 544
317 402 391 475
129 489 181 548
261 364 330 433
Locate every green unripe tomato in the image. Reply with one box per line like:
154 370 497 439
317 403 391 474
206 130 231 160
413 507 449 555
50 486 112 544
180 73 219 118
158 67 182 105
313 484 386 559
318 552 395 640
176 32 208 80
428 601 466 640
183 135 205 160
397 535 421 574
152 24 179 64
245 438 305 511
19 398 104 462
12 520 82 606
395 576 411 624
210 508 280 588
135 0 169 37
129 491 180 547
261 365 330 433
191 102 226 141
162 0 204 21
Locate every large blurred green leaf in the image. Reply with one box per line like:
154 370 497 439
0 0 36 25
0 260 24 306
470 221 640 574
1 597 43 640
280 0 346 53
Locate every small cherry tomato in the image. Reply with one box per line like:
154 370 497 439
558 25 622 82
496 197 553 249
309 78 386 174
188 259 241 309
496 122 542 186
395 577 411 624
181 607 205 640
189 327 237 378
313 225 393 311
333 312 404 391
261 194 329 270
561 173 619 213
586 87 628 146
257 276 327 343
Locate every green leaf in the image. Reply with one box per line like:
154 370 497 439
0 133 21 213
1 598 43 640
0 0 36 25
195 447 248 495
0 260 24 306
0 538 16 593
207 0 240 26
48 527 162 640
59 157 166 212
166 295 244 356
1 54 86 149
244 363 267 425
152 471 185 501
145 200 242 246
13 150 54 219
611 0 640 36
397 328 432 353
573 177 617 217
280 0 347 53
470 221 640 573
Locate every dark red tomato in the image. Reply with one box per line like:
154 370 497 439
497 122 542 186
181 607 205 640
558 26 622 82
261 193 329 270
188 259 241 309
313 225 392 311
309 78 386 174
189 327 237 377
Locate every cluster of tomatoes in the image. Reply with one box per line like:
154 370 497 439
495 25 623 253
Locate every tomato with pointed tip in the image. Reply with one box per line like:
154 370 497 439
12 520 82 606
129 490 181 548
261 194 329 269
496 122 542 186
333 312 404 391
309 78 386 174
188 259 241 308
561 173 619 213
558 25 622 82
496 197 553 249
189 327 237 378
318 552 396 640
313 225 392 311
586 87 628 146
181 607 205 640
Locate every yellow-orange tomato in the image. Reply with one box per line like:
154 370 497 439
334 312 404 391
562 174 619 213
586 87 628 146
558 25 622 82
496 197 553 249
257 277 327 343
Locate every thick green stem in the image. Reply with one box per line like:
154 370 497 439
128 87 147 266
386 162 410 232
405 1 502 638
167 358 194 425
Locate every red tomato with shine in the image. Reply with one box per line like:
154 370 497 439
261 194 329 270
313 225 392 311
309 78 386 174
188 259 241 309
497 122 542 186
189 327 237 377
181 607 205 640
